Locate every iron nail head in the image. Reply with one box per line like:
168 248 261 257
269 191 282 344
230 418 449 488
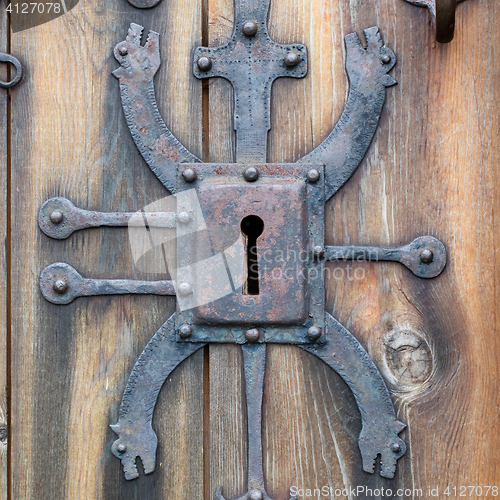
285 52 300 68
119 47 128 57
179 324 193 338
307 169 320 183
242 21 258 37
50 210 64 224
53 279 68 294
197 56 212 72
381 54 391 64
178 282 193 297
117 444 127 453
391 443 401 453
307 326 322 341
245 328 260 342
312 246 325 259
420 249 434 263
177 211 191 224
182 168 198 183
243 167 259 182
249 490 263 500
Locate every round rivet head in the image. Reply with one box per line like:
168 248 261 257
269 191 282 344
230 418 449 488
179 324 193 339
118 47 128 57
53 279 68 294
177 211 191 224
420 249 434 263
381 54 391 64
245 328 260 342
390 443 401 453
243 167 259 182
50 210 64 224
117 444 127 453
249 490 263 500
312 246 325 259
178 282 193 297
306 169 320 183
242 21 258 37
307 326 322 341
182 168 198 183
284 52 300 68
197 56 212 72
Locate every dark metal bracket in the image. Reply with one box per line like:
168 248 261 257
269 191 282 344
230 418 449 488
403 0 467 43
0 53 23 89
38 0 448 498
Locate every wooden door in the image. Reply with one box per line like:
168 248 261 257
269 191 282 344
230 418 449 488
3 0 499 498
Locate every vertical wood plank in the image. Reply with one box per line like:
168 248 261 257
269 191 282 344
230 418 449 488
206 1 248 499
267 0 500 498
10 0 204 498
0 7 8 498
265 1 404 498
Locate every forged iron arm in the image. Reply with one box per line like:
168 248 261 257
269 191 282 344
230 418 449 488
300 313 406 479
111 315 206 480
298 27 396 201
216 344 296 500
113 24 201 193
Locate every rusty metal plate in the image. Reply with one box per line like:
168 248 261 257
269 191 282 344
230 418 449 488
175 163 325 343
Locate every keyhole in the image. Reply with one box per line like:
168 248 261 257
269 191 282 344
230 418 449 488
241 215 264 295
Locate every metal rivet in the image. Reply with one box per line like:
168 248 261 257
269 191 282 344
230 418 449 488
307 326 322 341
179 324 193 339
118 47 128 57
177 211 191 224
391 443 401 453
117 444 127 453
49 210 64 224
312 246 325 259
242 21 258 37
178 282 193 297
53 279 68 294
243 167 259 182
249 490 263 500
245 328 260 342
381 54 391 64
182 168 198 183
197 56 212 72
420 249 434 263
306 169 320 183
284 52 300 68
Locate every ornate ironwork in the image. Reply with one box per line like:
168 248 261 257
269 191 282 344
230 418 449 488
38 1 448 498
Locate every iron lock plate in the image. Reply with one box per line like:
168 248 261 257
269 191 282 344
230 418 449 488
175 163 325 343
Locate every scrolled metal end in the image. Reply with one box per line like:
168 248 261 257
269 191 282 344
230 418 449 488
402 236 447 278
39 263 83 305
38 197 78 240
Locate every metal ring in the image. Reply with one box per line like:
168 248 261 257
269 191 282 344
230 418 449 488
436 0 456 43
0 53 23 89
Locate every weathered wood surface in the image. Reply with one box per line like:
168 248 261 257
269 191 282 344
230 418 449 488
7 0 500 499
0 7 9 499
10 1 204 499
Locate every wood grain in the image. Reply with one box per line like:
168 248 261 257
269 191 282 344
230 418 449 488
206 2 248 499
7 0 500 498
10 0 204 498
0 7 8 498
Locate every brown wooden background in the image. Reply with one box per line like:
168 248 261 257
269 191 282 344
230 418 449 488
1 0 499 498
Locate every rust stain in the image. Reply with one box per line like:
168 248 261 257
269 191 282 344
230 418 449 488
153 135 180 162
